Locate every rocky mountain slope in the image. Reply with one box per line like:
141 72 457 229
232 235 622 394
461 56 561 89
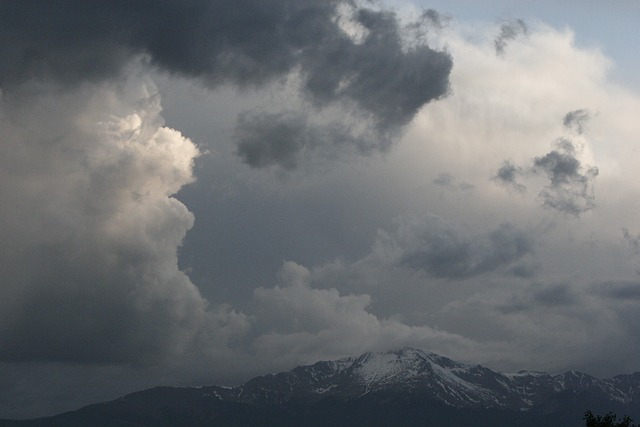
4 347 640 426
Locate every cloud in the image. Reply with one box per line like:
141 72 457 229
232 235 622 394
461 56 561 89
6 3 640 419
622 228 640 274
2 0 333 88
534 140 581 185
0 76 207 364
433 172 474 193
249 261 491 367
2 0 452 172
493 129 598 216
299 6 452 130
591 280 640 301
399 222 534 278
495 282 580 314
622 228 640 254
563 108 591 134
533 139 599 216
234 110 393 170
0 0 454 366
493 161 526 192
366 216 535 279
234 111 308 170
437 279 640 374
494 19 527 55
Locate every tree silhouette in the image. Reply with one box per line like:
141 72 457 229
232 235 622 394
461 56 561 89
584 411 638 427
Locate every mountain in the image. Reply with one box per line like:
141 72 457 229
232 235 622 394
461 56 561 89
3 347 640 426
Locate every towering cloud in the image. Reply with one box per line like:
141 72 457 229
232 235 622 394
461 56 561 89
0 0 454 362
0 77 205 363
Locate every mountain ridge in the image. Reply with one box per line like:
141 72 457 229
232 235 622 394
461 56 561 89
3 347 640 426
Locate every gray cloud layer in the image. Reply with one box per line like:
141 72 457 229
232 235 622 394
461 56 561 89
364 216 535 279
2 0 452 171
234 110 392 169
398 221 534 278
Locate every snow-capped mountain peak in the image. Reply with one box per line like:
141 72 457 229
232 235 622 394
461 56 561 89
214 348 640 411
17 348 640 427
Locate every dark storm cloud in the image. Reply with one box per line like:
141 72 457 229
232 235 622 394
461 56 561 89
563 109 591 134
299 7 452 129
493 161 526 192
0 82 208 364
231 4 453 170
533 139 599 216
0 0 334 88
1 0 452 133
234 110 393 170
494 19 527 55
399 222 534 279
235 112 307 170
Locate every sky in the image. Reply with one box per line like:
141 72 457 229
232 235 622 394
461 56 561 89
1 0 640 419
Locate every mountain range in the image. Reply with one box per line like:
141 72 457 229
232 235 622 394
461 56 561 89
3 347 640 426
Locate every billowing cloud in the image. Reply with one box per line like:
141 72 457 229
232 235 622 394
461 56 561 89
0 0 454 373
249 261 490 367
2 0 452 171
0 76 206 364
